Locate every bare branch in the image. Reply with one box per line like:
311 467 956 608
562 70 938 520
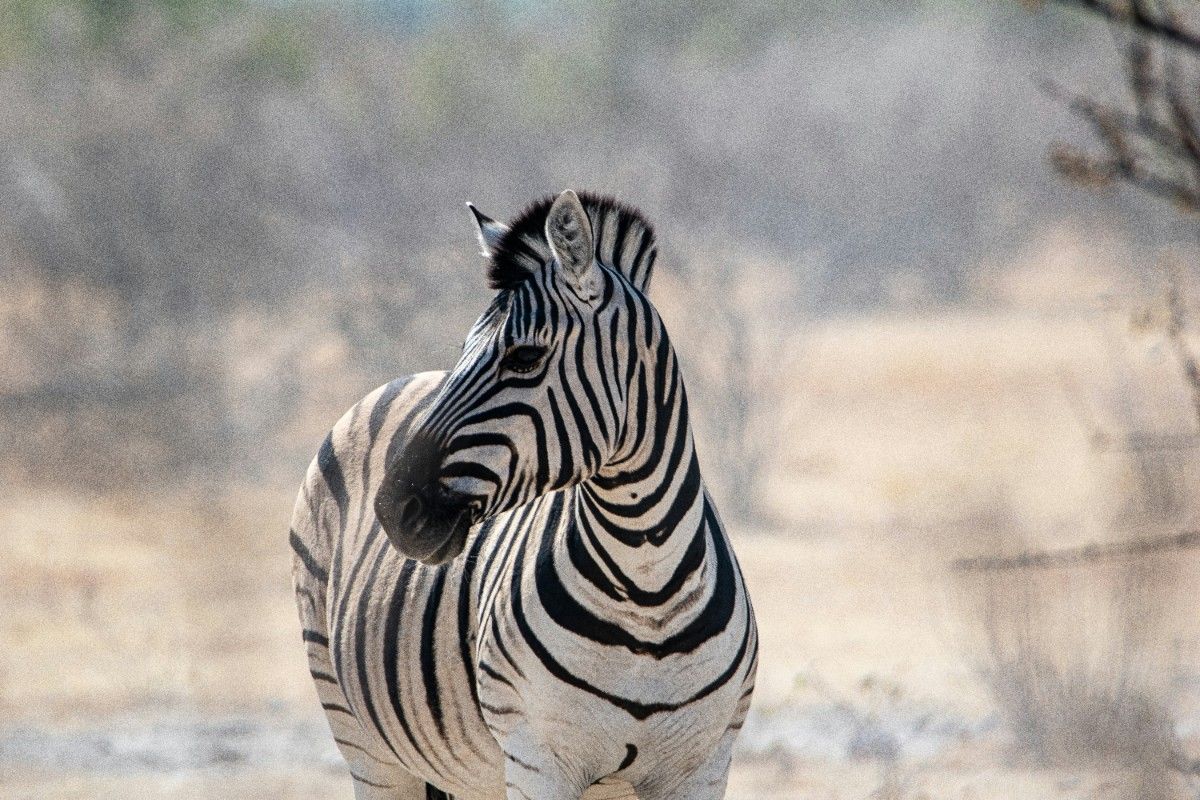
1162 60 1200 190
1052 0 1200 53
1118 160 1200 210
1162 259 1200 427
1043 77 1196 161
1127 38 1156 125
953 529 1200 572
1042 69 1200 209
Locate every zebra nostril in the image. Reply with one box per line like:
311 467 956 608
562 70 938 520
399 495 424 527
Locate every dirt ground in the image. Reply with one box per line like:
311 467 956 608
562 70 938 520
6 763 1193 800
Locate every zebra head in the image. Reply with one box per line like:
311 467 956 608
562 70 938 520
374 190 659 565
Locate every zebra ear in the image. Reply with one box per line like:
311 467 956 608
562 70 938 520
467 203 508 258
544 190 598 301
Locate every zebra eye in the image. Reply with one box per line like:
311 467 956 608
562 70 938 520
502 345 547 374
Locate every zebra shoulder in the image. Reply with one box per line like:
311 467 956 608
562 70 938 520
290 371 447 561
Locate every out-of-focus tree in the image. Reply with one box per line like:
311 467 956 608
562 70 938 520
1039 0 1200 430
1045 1 1200 212
977 1 1200 781
0 1 402 488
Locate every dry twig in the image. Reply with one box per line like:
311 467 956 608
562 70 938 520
953 529 1200 572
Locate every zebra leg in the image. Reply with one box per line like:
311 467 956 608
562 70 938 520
501 730 589 800
636 726 738 800
350 773 437 800
294 545 430 799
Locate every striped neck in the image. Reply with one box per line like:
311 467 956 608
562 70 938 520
567 323 714 599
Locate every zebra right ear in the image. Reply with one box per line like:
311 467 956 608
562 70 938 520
545 189 598 302
467 203 509 258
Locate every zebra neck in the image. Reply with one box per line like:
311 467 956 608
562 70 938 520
562 309 718 597
578 447 704 548
568 398 712 598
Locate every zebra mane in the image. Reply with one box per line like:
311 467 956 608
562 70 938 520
487 192 658 294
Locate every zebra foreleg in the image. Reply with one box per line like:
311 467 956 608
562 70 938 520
634 728 737 800
500 731 590 800
350 773 443 800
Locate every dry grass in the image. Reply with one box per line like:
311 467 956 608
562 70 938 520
969 559 1179 768
0 485 311 722
6 761 1186 800
6 310 1200 799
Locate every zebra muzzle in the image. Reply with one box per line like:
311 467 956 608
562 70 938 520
375 481 474 566
374 434 476 566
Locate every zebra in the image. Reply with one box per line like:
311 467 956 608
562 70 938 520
290 189 758 800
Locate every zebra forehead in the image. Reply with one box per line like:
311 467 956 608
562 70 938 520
486 191 657 293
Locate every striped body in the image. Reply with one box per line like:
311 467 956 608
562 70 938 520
290 192 757 799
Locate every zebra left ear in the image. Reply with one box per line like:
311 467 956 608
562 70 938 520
467 203 509 258
545 190 598 302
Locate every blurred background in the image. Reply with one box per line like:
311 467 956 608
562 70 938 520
5 0 1200 797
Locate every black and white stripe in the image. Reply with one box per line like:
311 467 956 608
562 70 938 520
290 190 757 800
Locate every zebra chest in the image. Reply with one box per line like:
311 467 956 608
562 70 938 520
471 575 742 786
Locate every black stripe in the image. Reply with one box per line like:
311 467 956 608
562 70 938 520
334 737 375 757
357 378 412 540
559 339 603 474
619 743 638 770
573 307 610 448
573 504 707 606
477 500 538 618
289 529 328 584
592 282 621 436
586 449 702 547
489 610 526 680
479 700 520 715
331 522 384 698
317 433 349 521
629 228 652 289
505 751 542 773
383 559 426 761
565 520 624 602
596 333 675 481
420 567 449 740
610 209 632 270
478 659 516 689
353 537 404 761
351 771 395 789
302 629 329 647
535 508 732 657
369 379 410 444
547 387 575 488
295 586 319 613
383 376 443 472
457 524 490 708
